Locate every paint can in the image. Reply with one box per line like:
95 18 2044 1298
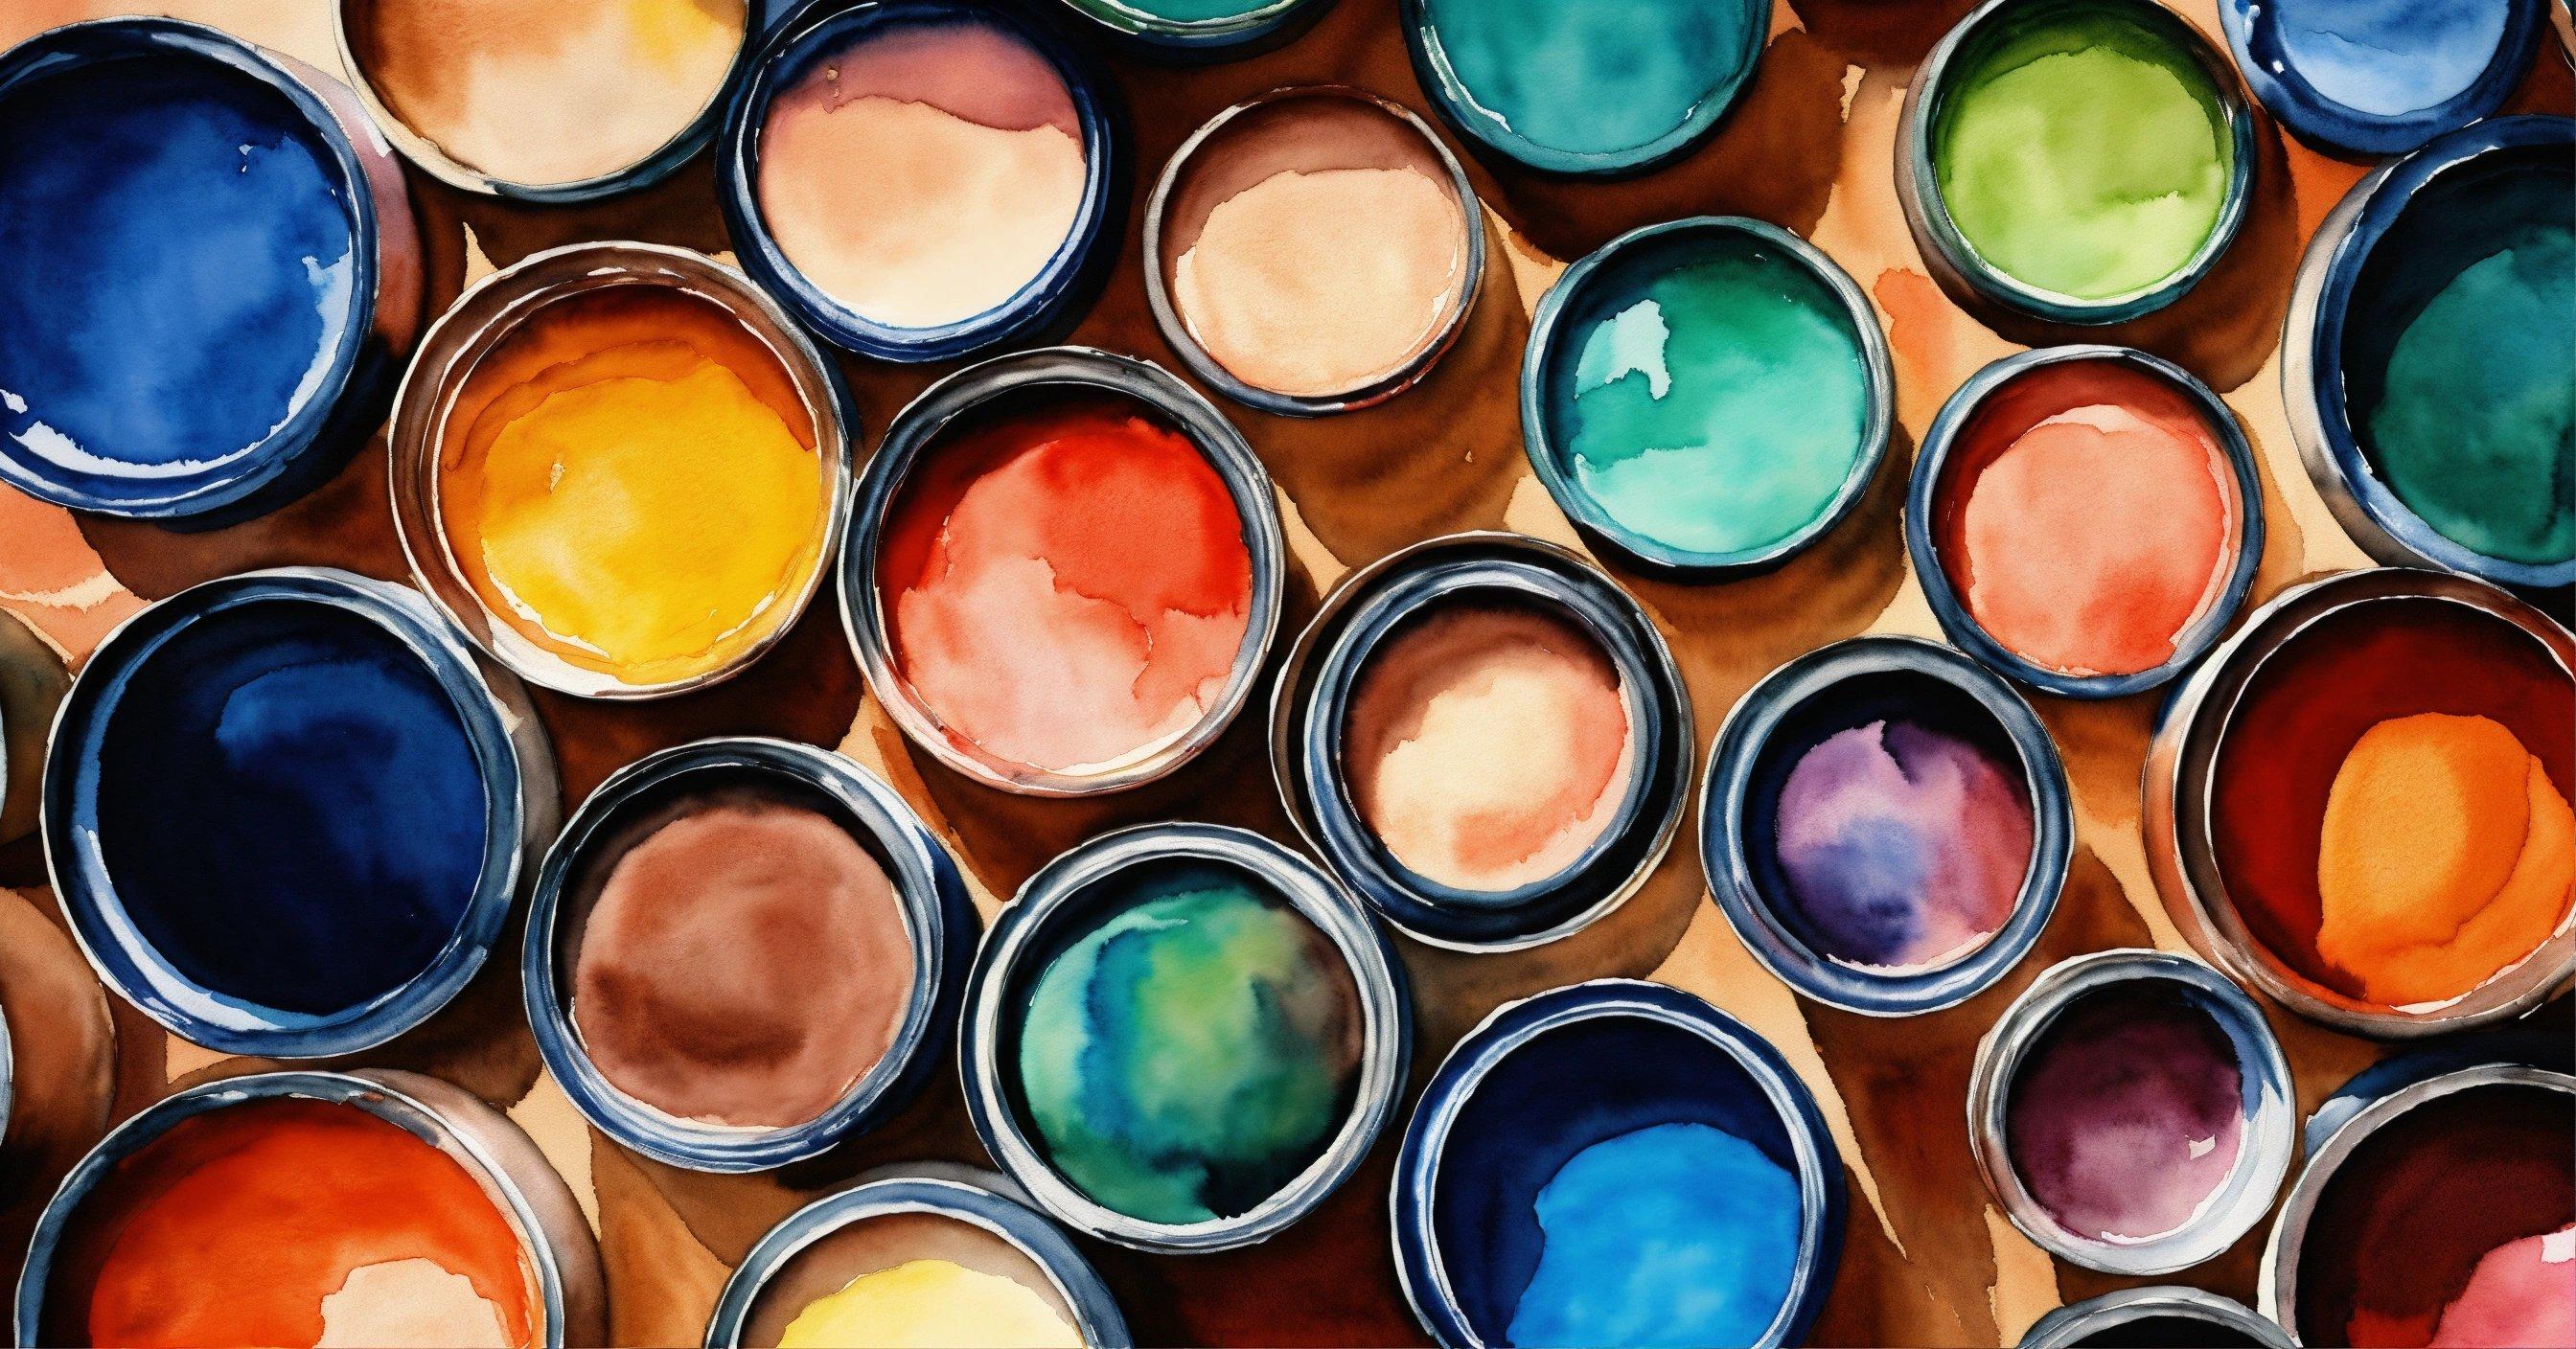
2017 1287 2291 1349
1051 0 1334 60
2217 0 2542 155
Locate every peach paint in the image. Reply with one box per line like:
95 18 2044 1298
1932 358 2240 678
877 395 1254 779
743 1211 1079 1349
570 791 915 1130
46 1097 538 1349
1344 598 1633 892
345 0 744 187
756 19 1086 330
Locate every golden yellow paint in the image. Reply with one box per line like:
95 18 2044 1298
2316 713 2575 1007
438 287 825 687
776 1259 1080 1349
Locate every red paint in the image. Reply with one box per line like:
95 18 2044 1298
877 394 1254 778
45 1097 539 1348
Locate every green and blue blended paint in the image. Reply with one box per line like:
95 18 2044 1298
1016 865 1363 1225
1414 0 1761 170
1538 226 1874 564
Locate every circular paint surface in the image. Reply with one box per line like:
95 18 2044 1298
1159 94 1472 401
1742 671 2036 974
1413 0 1760 167
1341 596 1634 894
2293 1083 2574 1347
0 49 356 493
2210 599 2574 1008
1929 357 2242 679
744 1211 1079 1349
2255 0 2514 119
1013 859 1362 1226
435 284 828 688
88 598 490 1020
2339 143 2574 568
345 0 744 187
41 1096 539 1348
876 390 1254 782
1539 228 1874 563
2069 1314 2272 1347
564 779 914 1132
1929 0 2235 303
756 16 1086 332
2002 983 2246 1244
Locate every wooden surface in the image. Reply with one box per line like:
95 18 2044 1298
0 1 2570 1344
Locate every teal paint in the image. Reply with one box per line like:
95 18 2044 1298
1538 226 1874 564
1016 865 1363 1225
1414 0 1761 170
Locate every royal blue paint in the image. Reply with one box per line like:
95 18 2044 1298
2220 0 2541 154
0 37 359 513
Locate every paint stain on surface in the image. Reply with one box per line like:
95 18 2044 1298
1343 599 1633 893
743 1210 1079 1349
1015 864 1361 1225
756 19 1085 331
877 395 1253 780
2003 984 2244 1244
44 1097 537 1348
346 0 743 186
776 1260 1078 1349
1415 0 1759 160
437 285 827 688
568 789 914 1131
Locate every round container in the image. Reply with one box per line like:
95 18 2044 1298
1899 0 2256 325
525 738 977 1173
15 1068 602 1347
706 1171 1130 1347
959 823 1410 1252
389 241 853 699
1969 950 2296 1275
2283 115 2574 592
1703 636 2074 1016
2144 567 2576 1037
0 18 421 526
1392 980 1845 1348
840 347 1283 796
42 568 556 1058
0 608 68 845
1908 345 2265 697
336 0 750 200
719 0 1125 362
1399 0 1765 176
1523 217 1893 578
1271 532 1690 950
2218 0 2542 155
2019 1287 2291 1348
2263 1063 2575 1346
1052 0 1333 58
1144 85 1484 417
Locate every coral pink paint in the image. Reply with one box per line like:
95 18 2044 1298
877 395 1254 781
2429 1224 2576 1348
1932 357 2241 678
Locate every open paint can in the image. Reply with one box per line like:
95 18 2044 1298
1053 0 1334 59
2217 0 2542 155
2017 1287 2290 1348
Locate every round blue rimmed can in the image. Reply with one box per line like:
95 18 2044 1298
42 568 556 1059
1702 635 2073 1016
2218 0 2542 156
0 18 422 527
1051 0 1335 60
523 737 978 1173
717 0 1126 362
1391 979 1845 1348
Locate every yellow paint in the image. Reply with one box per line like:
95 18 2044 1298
2317 713 2574 1006
777 1260 1080 1349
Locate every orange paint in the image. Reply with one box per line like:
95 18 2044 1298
47 1097 539 1348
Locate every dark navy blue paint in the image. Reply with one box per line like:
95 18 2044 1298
2220 0 2541 155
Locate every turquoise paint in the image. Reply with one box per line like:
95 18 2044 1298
1416 0 1760 167
1506 1122 1803 1347
1540 228 1874 562
1016 865 1362 1225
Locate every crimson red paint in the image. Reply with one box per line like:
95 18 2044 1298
2209 597 2574 1000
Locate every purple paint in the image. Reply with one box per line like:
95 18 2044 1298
1772 720 2033 971
2005 985 2245 1243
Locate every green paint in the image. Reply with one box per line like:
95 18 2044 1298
2366 224 2576 566
1931 2 2234 302
1419 0 1760 161
1543 231 1873 561
1016 867 1361 1225
1076 0 1276 21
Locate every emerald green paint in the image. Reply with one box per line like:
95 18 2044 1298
1016 866 1362 1225
1076 0 1276 21
1542 231 1873 561
1418 0 1760 162
2366 224 2576 566
1931 2 2234 302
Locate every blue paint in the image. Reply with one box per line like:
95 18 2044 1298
1508 1122 1802 1348
89 599 487 1019
2220 0 2540 154
0 48 356 495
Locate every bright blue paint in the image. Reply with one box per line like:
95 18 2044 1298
2270 0 2508 117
